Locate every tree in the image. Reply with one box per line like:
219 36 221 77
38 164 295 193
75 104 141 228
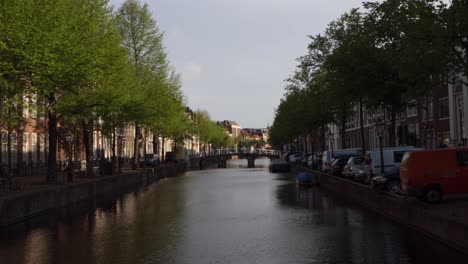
117 0 169 168
0 0 126 181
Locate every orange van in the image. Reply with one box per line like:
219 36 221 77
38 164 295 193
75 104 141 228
400 148 468 203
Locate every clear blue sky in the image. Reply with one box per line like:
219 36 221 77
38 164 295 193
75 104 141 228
109 0 369 128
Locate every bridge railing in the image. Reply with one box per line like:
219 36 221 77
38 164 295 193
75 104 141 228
198 148 280 157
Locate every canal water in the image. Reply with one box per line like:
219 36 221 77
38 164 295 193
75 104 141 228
0 158 466 264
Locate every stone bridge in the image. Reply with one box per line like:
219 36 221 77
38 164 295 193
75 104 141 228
189 148 281 170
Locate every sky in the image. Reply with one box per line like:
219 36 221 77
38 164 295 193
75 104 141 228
109 0 370 128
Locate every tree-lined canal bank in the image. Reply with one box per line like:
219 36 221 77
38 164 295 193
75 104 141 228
0 159 466 264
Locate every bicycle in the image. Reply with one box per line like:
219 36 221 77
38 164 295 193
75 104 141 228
0 167 22 192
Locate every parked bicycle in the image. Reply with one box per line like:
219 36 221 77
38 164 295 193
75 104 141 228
0 166 22 192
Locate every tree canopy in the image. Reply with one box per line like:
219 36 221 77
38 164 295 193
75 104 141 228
270 0 464 151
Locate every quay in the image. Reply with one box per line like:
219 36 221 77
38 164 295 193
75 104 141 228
292 165 468 253
0 163 187 227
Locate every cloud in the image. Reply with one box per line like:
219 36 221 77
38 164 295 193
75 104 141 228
182 63 202 82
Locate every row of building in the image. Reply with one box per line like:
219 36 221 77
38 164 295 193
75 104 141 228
294 77 467 153
0 108 270 168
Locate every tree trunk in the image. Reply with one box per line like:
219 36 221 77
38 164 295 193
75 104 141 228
0 131 2 167
17 127 23 174
340 101 347 149
112 124 116 174
7 129 12 169
359 98 366 154
83 119 93 177
47 103 58 183
320 123 326 152
17 103 24 172
132 122 139 169
390 109 397 147
153 134 158 154
142 128 147 169
161 137 165 161
417 99 423 148
303 136 308 153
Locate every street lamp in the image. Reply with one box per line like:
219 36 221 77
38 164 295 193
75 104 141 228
376 119 385 175
64 132 73 182
327 131 334 157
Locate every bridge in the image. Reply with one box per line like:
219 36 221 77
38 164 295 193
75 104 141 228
189 148 281 169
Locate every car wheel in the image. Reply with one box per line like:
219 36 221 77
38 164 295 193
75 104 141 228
424 188 442 203
386 180 401 194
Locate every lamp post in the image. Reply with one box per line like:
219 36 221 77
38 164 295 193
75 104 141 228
64 132 73 182
376 119 385 175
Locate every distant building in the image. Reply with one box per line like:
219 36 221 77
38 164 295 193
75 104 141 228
241 128 270 148
217 120 241 138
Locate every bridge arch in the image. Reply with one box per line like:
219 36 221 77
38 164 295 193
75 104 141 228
191 148 280 170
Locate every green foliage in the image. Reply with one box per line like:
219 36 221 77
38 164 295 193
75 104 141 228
0 0 203 176
192 110 232 148
117 0 189 148
271 0 466 149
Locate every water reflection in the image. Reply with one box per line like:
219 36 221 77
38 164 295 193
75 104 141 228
0 165 467 264
24 229 50 264
274 181 467 264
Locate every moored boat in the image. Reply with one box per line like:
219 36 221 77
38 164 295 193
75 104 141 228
295 172 318 186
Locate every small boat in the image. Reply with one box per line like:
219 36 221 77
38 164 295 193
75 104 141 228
295 172 318 186
269 159 291 173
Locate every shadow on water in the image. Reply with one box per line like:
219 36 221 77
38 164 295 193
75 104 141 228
273 179 468 264
226 157 271 169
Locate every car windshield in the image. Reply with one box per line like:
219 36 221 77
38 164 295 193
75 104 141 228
353 158 363 165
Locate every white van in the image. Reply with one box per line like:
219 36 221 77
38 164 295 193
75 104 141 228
322 148 362 172
365 146 422 176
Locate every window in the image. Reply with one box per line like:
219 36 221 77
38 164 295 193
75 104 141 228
31 133 37 162
1 132 6 165
39 134 46 163
438 132 450 146
456 151 468 166
439 98 449 119
407 100 417 117
424 100 433 120
23 132 29 163
393 151 406 163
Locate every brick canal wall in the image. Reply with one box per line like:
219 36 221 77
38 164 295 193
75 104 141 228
0 163 187 227
311 170 468 252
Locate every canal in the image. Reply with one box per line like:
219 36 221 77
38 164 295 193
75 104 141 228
0 158 466 264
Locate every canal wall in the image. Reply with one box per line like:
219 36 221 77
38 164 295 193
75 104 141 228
186 157 221 170
0 163 187 227
309 169 468 253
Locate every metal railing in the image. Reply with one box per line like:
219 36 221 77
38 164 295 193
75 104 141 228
192 148 280 158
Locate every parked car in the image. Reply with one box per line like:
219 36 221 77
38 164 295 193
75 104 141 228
365 146 421 177
140 153 160 167
371 172 402 194
282 151 301 162
289 153 304 164
301 153 313 166
307 153 321 169
343 156 369 182
330 157 352 176
401 148 468 203
322 148 362 173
